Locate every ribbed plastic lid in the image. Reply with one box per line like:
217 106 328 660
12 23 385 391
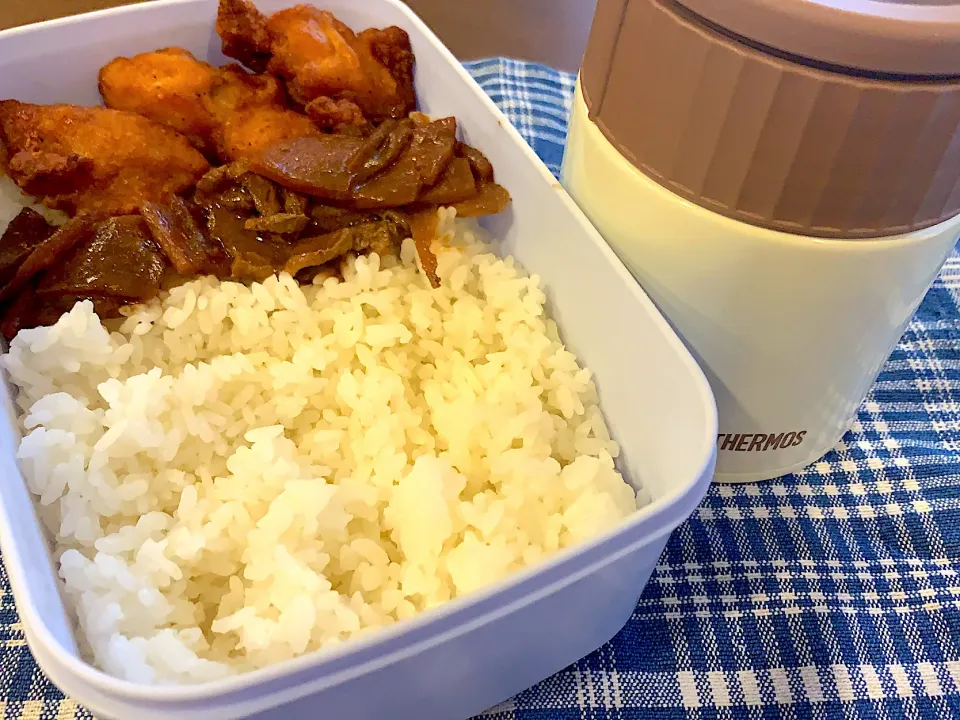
580 0 960 239
678 0 960 77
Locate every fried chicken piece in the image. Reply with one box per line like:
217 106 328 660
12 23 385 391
99 47 219 148
207 64 287 117
208 67 329 161
6 152 94 200
98 49 319 164
100 50 288 141
361 25 416 113
0 101 209 216
217 0 416 121
219 104 322 163
217 0 273 73
305 96 371 134
206 65 322 160
267 6 416 120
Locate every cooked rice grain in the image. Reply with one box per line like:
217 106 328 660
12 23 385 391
3 209 641 684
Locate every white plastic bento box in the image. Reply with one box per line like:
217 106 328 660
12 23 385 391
0 1 718 718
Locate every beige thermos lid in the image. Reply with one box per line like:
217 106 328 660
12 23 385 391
580 0 960 238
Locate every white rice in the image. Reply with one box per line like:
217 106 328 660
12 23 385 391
1 205 642 684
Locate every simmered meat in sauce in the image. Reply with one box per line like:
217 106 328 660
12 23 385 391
37 216 166 301
0 214 102 305
0 213 163 338
0 1 513 338
142 197 230 276
0 208 55 287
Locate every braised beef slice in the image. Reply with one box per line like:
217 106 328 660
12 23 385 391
244 213 309 234
206 204 290 281
0 214 101 304
308 204 411 237
249 117 508 220
142 197 231 277
347 118 414 185
417 157 476 206
214 188 255 211
294 261 340 285
2 288 126 340
377 210 412 241
452 182 512 218
1 284 36 340
0 208 55 287
37 216 165 301
457 142 494 184
284 219 404 276
195 165 260 214
309 204 376 233
419 120 458 188
252 135 368 202
281 188 309 216
351 118 457 209
350 218 404 257
241 174 281 216
195 161 252 203
283 230 354 276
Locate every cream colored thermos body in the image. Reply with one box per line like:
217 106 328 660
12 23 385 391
563 0 960 482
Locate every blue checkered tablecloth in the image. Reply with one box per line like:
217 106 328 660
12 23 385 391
1 58 958 720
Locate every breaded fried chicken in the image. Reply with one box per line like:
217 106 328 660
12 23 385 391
0 101 209 215
216 0 273 73
217 0 415 121
209 65 323 159
99 49 321 163
218 104 321 162
304 96 372 134
206 64 287 117
98 47 219 149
